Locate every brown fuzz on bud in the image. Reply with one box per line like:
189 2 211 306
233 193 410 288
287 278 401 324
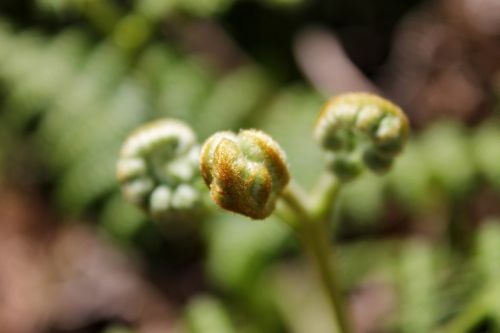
200 129 290 219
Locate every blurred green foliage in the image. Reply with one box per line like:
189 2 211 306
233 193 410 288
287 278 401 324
1 0 500 332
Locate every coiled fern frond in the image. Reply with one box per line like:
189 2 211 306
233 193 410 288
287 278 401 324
314 93 409 180
117 119 202 222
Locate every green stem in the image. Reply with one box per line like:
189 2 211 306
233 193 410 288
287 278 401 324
310 172 341 220
280 181 351 333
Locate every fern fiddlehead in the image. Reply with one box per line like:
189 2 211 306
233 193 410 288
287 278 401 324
200 129 290 220
314 92 410 180
116 119 202 221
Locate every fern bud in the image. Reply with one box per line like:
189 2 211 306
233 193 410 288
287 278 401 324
200 129 290 220
326 153 363 181
117 119 201 221
314 92 409 180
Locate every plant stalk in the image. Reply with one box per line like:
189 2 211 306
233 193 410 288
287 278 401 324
280 181 351 333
